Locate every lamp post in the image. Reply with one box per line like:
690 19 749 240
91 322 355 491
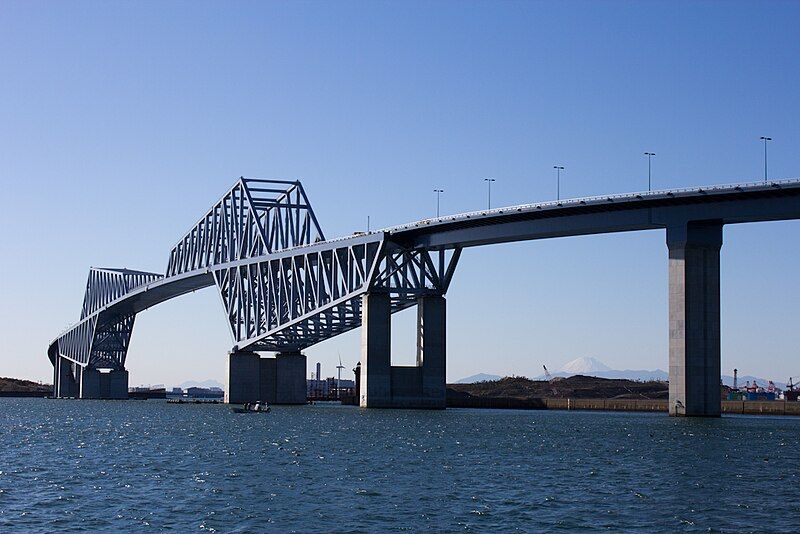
483 178 495 209
644 152 655 191
760 136 772 183
434 189 444 217
553 166 564 200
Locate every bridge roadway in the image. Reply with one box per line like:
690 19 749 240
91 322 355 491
48 178 800 416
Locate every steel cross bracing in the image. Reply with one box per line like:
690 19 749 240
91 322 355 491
214 235 461 352
53 268 163 369
166 178 324 277
50 178 461 369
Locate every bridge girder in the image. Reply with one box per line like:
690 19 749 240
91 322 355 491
213 234 461 352
51 177 798 382
51 179 463 367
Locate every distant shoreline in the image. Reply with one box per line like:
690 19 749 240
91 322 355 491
447 396 800 416
0 377 50 397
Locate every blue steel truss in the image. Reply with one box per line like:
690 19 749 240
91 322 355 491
50 179 460 368
166 179 324 277
55 268 162 369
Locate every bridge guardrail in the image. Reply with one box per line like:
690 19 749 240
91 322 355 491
383 177 800 232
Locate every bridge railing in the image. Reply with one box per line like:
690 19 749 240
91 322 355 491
384 177 800 233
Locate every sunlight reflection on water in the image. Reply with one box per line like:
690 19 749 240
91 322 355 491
0 399 798 531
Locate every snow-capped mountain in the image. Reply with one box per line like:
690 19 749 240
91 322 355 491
538 357 668 381
559 357 611 374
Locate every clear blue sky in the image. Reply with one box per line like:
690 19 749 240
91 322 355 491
1 1 798 386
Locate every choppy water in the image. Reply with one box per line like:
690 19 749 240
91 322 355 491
1 399 799 532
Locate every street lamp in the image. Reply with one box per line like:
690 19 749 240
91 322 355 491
553 166 564 200
644 152 655 191
433 189 444 217
760 136 772 183
483 178 495 209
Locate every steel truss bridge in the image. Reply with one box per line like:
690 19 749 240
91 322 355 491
49 177 800 415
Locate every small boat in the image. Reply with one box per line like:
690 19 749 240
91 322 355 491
231 402 271 414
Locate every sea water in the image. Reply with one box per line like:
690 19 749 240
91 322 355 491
1 398 799 531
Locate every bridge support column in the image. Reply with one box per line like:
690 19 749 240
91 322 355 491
259 357 277 404
225 351 306 405
360 292 392 407
225 351 261 404
106 369 129 399
360 292 447 409
417 295 446 409
78 367 101 399
667 222 723 417
54 356 77 398
275 351 307 404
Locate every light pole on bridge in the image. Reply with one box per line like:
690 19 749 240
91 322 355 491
483 178 495 209
760 136 772 183
644 152 655 191
434 189 444 217
553 166 564 200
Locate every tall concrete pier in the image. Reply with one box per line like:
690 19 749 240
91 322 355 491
54 356 77 398
360 293 392 407
667 222 722 417
225 351 261 404
360 292 447 409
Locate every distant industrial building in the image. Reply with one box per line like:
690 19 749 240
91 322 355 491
307 362 355 399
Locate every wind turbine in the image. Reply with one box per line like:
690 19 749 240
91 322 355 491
336 352 345 400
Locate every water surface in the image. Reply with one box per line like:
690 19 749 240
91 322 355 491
1 399 798 531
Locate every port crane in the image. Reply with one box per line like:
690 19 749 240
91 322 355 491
543 365 559 396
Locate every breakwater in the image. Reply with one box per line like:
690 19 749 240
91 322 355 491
0 391 49 398
447 396 800 415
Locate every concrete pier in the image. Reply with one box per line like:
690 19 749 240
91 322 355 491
417 295 446 408
259 357 277 404
225 351 307 404
360 293 447 409
225 351 261 404
58 362 128 400
360 292 392 407
105 369 129 399
54 356 77 398
667 222 723 417
78 367 101 399
276 351 307 404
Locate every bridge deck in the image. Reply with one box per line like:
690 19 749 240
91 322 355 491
49 178 800 364
388 179 800 249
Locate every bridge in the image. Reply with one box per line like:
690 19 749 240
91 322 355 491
48 177 800 416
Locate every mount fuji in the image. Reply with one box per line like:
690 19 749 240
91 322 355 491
538 357 668 382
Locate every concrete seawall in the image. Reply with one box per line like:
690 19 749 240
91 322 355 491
0 391 50 398
447 396 800 416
